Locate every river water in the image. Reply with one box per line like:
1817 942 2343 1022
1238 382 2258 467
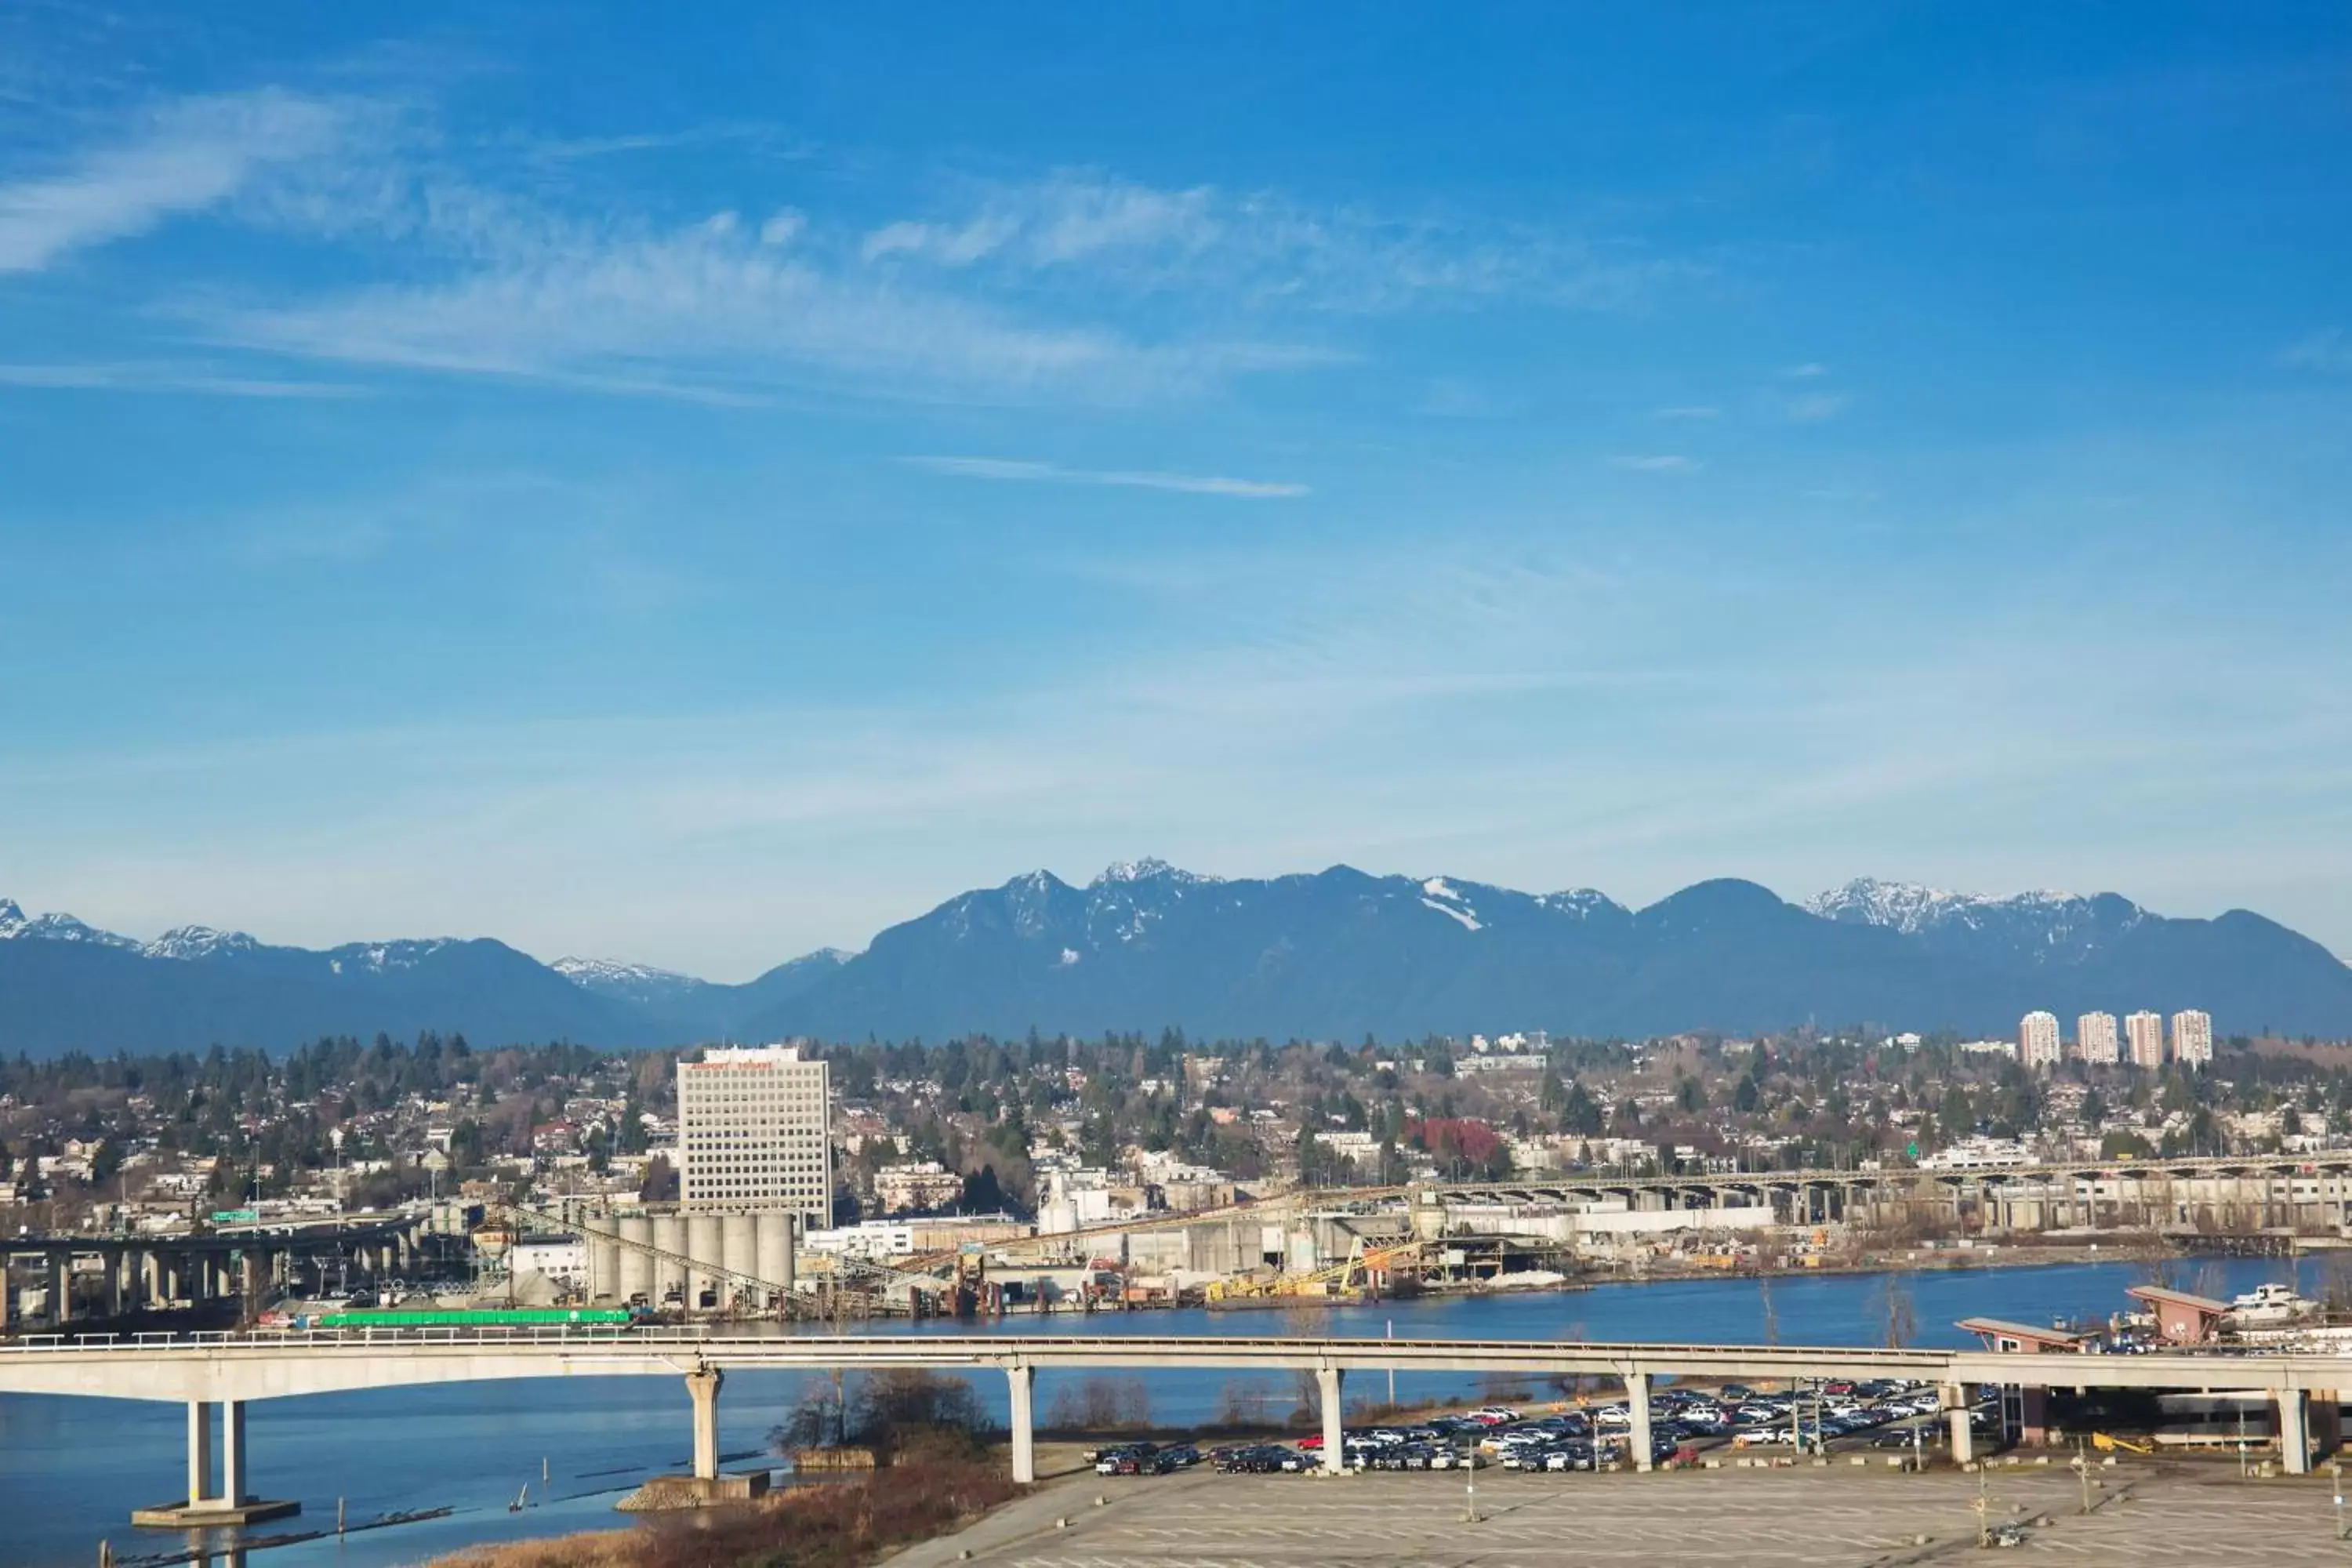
0 1255 2307 1567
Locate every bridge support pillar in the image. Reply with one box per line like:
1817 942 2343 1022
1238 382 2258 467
223 1400 249 1503
1006 1364 1035 1483
131 1397 296 1527
1317 1367 1345 1474
187 1401 217 1508
1943 1385 1974 1465
2278 1389 2311 1475
1628 1369 1654 1471
687 1367 723 1482
49 1251 69 1324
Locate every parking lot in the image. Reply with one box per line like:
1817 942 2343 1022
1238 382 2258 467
1082 1379 1976 1480
892 1462 2352 1566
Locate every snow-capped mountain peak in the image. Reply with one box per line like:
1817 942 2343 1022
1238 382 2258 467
143 926 263 961
327 939 455 975
0 898 142 949
1805 877 2105 934
1418 876 1485 932
1091 857 1218 888
1539 887 1625 919
554 956 691 988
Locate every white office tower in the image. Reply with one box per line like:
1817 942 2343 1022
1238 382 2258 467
2125 1011 2166 1068
2170 1009 2215 1067
2018 1011 2063 1069
2074 1011 2121 1065
677 1044 832 1228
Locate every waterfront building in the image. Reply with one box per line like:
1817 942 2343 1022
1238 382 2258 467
2019 1011 2063 1069
677 1044 832 1227
2125 1011 2166 1069
2170 1009 2215 1067
1918 1136 2034 1171
873 1160 967 1214
2075 1011 2121 1065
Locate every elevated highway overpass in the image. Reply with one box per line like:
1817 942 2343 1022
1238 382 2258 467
0 1210 433 1332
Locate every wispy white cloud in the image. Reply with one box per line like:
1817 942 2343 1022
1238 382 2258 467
758 209 805 246
9 93 1685 405
1784 361 1828 378
0 361 365 397
1653 405 1719 419
2281 327 2351 372
517 124 815 165
1781 390 1848 422
0 89 347 272
862 174 1218 269
856 169 1685 314
220 219 1340 402
1609 453 1699 472
902 455 1307 498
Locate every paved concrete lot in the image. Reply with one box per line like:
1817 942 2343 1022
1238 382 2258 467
894 1463 2352 1566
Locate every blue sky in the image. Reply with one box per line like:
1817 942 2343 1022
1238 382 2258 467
2 4 2348 977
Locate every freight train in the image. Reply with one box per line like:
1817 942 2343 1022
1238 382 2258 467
270 1306 643 1330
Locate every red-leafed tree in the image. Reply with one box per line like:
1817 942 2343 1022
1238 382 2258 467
1406 1116 1512 1179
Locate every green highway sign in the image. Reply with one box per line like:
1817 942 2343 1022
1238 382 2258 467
210 1208 259 1224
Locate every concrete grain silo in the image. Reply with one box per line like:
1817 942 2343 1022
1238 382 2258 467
650 1213 686 1307
719 1212 757 1314
616 1215 653 1304
685 1212 723 1312
586 1218 622 1303
754 1210 796 1308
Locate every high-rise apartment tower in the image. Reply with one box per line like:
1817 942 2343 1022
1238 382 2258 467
2019 1011 2063 1069
2170 1009 2215 1068
2074 1011 2120 1065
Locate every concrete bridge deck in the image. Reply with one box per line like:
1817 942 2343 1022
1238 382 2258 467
5 1325 2347 1516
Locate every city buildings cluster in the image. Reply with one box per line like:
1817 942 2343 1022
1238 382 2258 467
2016 1008 2212 1070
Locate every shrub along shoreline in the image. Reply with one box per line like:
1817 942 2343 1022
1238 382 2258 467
430 1436 1024 1568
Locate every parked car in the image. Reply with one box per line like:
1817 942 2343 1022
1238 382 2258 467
1216 1444 1293 1474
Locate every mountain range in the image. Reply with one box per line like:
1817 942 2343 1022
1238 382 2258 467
2 864 2348 1058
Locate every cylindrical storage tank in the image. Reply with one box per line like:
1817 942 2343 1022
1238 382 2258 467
720 1213 757 1314
754 1210 795 1308
685 1213 722 1312
651 1213 686 1308
588 1221 622 1302
617 1216 652 1304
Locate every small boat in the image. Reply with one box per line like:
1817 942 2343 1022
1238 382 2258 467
2227 1283 2319 1326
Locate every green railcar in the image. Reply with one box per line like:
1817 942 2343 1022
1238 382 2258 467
310 1307 636 1329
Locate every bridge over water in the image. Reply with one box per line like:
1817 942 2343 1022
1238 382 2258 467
2 1327 2342 1524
